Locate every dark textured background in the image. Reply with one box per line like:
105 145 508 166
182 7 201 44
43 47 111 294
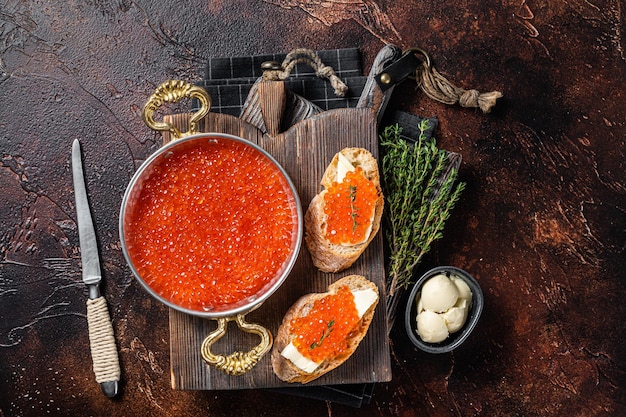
1 0 624 416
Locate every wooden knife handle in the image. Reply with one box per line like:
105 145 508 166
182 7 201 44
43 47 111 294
86 297 121 396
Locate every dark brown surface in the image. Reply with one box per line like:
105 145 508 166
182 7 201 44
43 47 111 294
1 1 624 416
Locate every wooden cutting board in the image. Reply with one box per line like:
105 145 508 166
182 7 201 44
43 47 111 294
162 46 400 390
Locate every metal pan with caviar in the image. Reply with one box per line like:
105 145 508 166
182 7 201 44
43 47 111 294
119 80 303 376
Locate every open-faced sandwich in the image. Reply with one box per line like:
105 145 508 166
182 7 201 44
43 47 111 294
271 274 379 384
305 148 384 273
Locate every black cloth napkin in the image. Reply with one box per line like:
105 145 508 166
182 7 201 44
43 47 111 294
197 48 366 116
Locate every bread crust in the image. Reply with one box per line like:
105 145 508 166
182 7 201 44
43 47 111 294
271 275 379 384
305 148 384 273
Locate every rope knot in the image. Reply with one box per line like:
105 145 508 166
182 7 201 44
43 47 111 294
459 89 480 108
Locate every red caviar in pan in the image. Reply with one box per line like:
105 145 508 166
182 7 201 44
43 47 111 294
123 139 298 312
323 168 378 245
290 286 359 363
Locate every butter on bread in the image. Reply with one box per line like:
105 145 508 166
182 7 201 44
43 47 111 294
271 275 379 384
304 148 384 273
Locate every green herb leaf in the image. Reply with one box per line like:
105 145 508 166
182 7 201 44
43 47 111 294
309 320 335 350
348 185 359 232
380 121 465 293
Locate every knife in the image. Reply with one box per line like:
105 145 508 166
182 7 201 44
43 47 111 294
72 139 121 398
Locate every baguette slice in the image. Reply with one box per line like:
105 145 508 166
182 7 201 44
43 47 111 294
271 275 379 384
305 148 384 273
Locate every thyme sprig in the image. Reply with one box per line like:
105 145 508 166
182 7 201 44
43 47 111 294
348 185 359 232
310 320 335 350
381 120 465 294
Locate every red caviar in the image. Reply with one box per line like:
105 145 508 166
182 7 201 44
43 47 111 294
290 286 359 363
123 139 298 312
323 168 378 245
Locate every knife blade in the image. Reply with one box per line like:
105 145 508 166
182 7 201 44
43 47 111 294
72 139 121 398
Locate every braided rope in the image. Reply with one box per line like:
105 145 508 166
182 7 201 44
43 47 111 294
416 63 502 113
262 48 348 97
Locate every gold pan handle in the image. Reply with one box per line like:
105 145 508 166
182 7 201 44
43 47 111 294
142 80 211 140
201 314 272 376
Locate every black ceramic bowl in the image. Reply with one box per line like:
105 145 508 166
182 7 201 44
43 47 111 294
404 266 483 353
